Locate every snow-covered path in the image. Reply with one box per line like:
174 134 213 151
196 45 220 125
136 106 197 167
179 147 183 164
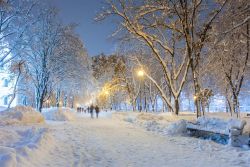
21 117 249 167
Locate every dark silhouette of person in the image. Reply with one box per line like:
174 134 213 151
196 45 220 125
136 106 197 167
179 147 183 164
90 105 94 118
87 106 90 113
95 105 100 118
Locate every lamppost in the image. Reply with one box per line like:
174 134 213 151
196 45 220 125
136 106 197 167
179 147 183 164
137 69 144 112
45 99 49 108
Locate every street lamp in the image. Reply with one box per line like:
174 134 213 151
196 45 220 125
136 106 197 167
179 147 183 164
104 90 109 95
46 99 50 108
137 69 145 112
193 95 197 101
137 69 144 77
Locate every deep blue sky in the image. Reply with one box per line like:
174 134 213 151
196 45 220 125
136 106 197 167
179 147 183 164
49 0 116 56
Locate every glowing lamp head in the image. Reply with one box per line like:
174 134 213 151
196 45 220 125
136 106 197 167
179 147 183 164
193 95 197 100
137 70 144 77
104 91 109 95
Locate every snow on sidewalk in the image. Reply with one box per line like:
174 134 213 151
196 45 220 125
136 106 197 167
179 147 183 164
42 107 77 121
11 117 250 167
0 125 52 167
1 110 250 167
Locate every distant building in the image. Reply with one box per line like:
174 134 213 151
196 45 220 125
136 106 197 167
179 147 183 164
0 64 17 107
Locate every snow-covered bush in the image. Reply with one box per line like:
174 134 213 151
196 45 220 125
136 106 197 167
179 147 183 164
165 120 187 135
137 113 164 121
42 107 76 121
0 106 44 125
123 116 136 123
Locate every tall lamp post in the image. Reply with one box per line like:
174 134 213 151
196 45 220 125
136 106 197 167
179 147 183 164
137 69 144 112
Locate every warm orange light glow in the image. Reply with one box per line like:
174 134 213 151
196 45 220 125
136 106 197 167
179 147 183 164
137 70 144 77
193 95 197 100
104 90 109 95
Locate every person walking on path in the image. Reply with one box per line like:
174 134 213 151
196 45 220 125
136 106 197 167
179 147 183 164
95 105 100 118
90 105 94 118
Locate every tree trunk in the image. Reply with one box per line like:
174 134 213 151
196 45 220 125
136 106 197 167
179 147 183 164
151 102 155 112
155 96 158 112
71 96 74 108
36 95 43 112
233 95 240 118
192 68 201 118
174 98 179 115
56 89 61 107
63 95 67 107
201 101 205 116
132 99 136 111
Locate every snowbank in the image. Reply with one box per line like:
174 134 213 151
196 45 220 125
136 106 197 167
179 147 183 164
165 120 187 135
42 107 77 121
0 106 44 125
118 112 249 139
0 126 53 167
0 106 7 112
117 112 189 136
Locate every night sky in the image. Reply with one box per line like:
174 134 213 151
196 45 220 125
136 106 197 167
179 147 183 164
49 0 116 56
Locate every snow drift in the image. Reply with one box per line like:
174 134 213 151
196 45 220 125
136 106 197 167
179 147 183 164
0 106 44 125
119 112 189 135
119 112 249 140
165 120 187 135
0 126 53 167
0 106 7 112
42 107 77 121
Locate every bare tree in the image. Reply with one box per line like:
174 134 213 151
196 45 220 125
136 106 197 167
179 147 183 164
0 0 36 67
206 0 249 117
51 25 90 108
23 8 66 112
98 0 193 115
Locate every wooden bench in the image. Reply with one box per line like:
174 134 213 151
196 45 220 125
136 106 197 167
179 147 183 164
186 122 229 144
187 122 229 135
186 120 249 147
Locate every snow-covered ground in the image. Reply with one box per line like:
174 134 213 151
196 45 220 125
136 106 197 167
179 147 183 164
0 108 250 167
42 107 77 121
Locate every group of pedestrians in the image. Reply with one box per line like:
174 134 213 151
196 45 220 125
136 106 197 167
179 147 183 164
77 107 85 113
87 104 100 118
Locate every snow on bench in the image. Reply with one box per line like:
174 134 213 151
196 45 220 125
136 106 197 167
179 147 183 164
187 122 229 136
186 117 249 147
